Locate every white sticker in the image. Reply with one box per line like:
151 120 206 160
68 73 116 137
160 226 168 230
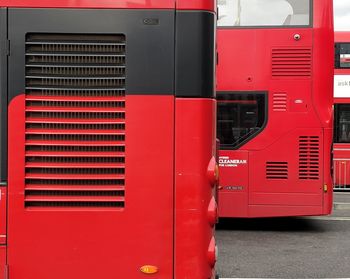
219 156 247 168
334 75 350 98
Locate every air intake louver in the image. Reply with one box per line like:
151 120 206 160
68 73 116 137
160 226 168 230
272 93 287 112
25 33 126 208
272 48 312 77
299 136 320 180
266 162 288 179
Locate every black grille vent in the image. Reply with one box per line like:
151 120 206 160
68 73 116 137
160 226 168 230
266 162 288 179
24 33 126 208
299 136 320 180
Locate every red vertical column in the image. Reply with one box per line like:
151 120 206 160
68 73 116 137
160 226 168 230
174 98 217 279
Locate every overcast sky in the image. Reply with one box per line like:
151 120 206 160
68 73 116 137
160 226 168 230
335 0 350 30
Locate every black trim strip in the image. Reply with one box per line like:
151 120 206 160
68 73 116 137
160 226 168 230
0 8 8 183
175 11 216 98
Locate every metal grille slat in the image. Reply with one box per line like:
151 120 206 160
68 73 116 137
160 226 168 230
298 136 320 180
266 162 288 180
272 48 312 77
25 33 126 208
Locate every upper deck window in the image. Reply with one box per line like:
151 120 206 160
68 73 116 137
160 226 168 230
218 0 311 27
335 43 350 69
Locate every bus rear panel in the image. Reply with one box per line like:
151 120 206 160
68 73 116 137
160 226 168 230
0 1 218 278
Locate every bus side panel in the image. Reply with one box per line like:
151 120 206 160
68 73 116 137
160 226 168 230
0 187 6 245
0 186 5 279
175 99 216 279
248 205 324 218
323 128 333 214
312 0 334 128
313 0 334 211
333 143 350 188
0 246 5 279
218 151 249 217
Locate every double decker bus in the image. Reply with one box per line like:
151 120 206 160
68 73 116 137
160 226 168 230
217 0 334 218
334 31 350 191
0 1 218 278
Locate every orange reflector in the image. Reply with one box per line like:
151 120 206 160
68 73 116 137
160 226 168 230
140 265 158 274
215 164 220 181
324 184 328 193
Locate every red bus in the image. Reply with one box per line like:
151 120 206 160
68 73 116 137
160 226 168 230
216 0 334 218
334 32 350 191
0 1 218 278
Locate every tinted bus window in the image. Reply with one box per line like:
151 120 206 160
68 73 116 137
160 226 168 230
218 0 310 27
335 43 350 69
334 104 350 143
217 93 267 149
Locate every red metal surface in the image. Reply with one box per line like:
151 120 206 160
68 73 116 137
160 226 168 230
217 0 334 217
175 98 217 279
8 94 175 278
1 0 175 9
333 32 350 190
218 151 249 217
176 0 216 11
4 2 217 277
0 246 6 279
0 188 6 245
333 143 350 189
0 0 216 11
335 31 350 44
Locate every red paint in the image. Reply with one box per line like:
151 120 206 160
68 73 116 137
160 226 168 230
1 0 175 9
177 0 216 12
175 99 217 279
334 32 350 190
0 188 6 245
7 95 217 278
0 246 6 279
1 0 216 11
217 0 334 218
4 2 217 277
8 95 175 278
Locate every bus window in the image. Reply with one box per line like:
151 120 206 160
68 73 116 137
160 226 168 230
334 104 350 143
335 43 350 69
218 0 310 27
217 93 267 149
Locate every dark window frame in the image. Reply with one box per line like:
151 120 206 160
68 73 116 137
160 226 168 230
217 0 313 29
334 104 350 144
335 43 350 69
217 91 268 150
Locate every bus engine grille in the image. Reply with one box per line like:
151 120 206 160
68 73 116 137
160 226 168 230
298 136 320 180
24 33 126 208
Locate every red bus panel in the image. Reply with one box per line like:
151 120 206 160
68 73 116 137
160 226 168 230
217 0 334 218
0 0 216 10
334 32 350 191
0 2 217 278
8 95 175 279
0 0 175 9
0 187 5 245
175 99 217 278
0 246 6 279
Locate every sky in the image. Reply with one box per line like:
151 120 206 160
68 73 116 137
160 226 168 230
334 0 350 31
